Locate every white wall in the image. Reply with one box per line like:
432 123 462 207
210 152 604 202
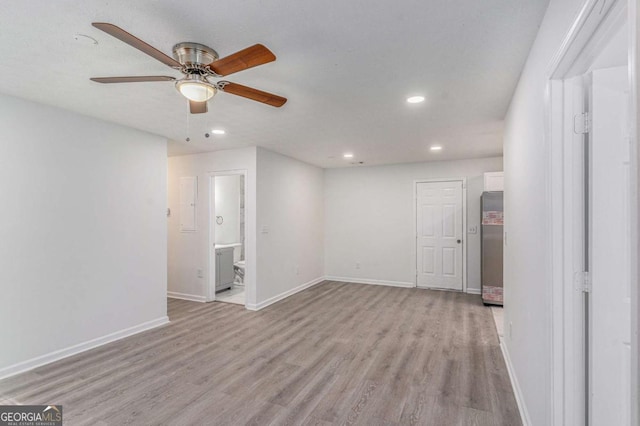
214 175 241 245
167 148 257 304
324 157 503 291
256 148 325 305
502 0 584 424
0 94 168 376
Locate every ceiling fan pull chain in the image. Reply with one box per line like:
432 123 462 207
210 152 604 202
185 105 191 142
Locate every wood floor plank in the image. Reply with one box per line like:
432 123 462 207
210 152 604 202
239 399 284 426
301 415 334 426
0 282 521 425
268 369 339 425
338 378 381 425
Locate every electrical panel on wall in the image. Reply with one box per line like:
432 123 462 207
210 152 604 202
179 176 197 232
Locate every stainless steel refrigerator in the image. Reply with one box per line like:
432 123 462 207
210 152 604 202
481 191 504 305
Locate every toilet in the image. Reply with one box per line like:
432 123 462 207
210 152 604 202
234 260 245 284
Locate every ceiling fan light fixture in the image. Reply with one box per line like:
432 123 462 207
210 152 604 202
175 76 217 102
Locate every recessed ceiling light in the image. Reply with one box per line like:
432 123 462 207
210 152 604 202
343 153 354 159
406 96 425 104
430 145 443 151
211 129 226 135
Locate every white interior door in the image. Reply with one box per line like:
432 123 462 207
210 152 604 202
588 66 631 425
416 181 463 290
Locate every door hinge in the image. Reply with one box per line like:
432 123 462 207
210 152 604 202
573 112 591 135
581 271 591 293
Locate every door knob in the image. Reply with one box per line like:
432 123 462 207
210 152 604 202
457 239 461 244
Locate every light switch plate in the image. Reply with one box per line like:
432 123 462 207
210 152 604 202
468 225 478 234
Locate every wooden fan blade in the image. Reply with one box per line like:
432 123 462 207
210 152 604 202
219 82 287 107
209 44 276 76
92 23 182 69
189 100 208 114
91 76 176 83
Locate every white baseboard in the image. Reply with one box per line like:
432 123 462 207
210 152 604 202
325 276 414 288
0 316 170 380
500 339 531 426
466 288 481 295
167 291 207 303
246 277 325 311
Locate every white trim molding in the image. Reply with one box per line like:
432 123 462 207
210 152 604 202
325 276 414 288
500 340 532 426
629 1 640 424
167 291 207 303
246 277 325 311
0 316 169 380
466 288 481 295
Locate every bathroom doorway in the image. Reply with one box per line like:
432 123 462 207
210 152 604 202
210 171 246 306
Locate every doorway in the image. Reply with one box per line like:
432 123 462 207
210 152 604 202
415 179 466 291
209 171 247 306
547 0 636 423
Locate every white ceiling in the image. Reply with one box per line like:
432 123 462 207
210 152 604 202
0 0 548 168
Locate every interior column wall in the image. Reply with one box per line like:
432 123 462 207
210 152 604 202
255 147 325 307
502 0 586 423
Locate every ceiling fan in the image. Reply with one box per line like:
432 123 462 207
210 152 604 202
90 23 287 114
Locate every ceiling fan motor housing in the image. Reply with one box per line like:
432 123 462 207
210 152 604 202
172 42 219 73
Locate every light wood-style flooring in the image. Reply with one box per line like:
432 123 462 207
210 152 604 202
0 281 521 425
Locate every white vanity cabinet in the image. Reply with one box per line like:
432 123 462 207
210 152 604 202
215 247 235 292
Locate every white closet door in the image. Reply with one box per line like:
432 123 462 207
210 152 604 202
416 181 463 291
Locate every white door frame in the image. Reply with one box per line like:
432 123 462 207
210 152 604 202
207 169 248 307
632 2 640 424
413 178 468 293
545 0 639 423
